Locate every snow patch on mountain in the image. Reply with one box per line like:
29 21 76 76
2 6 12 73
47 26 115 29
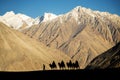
17 13 34 26
42 13 58 22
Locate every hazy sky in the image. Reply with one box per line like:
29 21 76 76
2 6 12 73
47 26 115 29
0 0 120 18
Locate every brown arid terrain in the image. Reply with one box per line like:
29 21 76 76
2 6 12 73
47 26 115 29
0 6 120 70
86 42 120 69
0 22 70 71
22 6 120 68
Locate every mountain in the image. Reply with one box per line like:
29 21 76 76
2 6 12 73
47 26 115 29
22 6 120 68
0 11 34 30
41 13 58 22
86 42 120 69
0 22 70 71
0 11 59 30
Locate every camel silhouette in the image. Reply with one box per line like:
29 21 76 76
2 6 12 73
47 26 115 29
49 60 79 70
67 60 72 69
67 60 79 69
73 60 79 69
58 60 65 69
49 61 57 69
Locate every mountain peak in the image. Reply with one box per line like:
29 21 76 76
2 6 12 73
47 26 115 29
42 13 58 22
73 6 89 12
3 11 15 17
72 6 118 17
74 6 83 10
6 11 15 14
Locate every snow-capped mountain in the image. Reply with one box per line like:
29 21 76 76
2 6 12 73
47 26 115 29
22 6 120 68
0 11 34 30
58 6 120 25
0 6 120 69
41 13 58 22
0 11 59 30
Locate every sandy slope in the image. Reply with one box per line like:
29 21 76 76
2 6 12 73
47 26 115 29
0 22 70 71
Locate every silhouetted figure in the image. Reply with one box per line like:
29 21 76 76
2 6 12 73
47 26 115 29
58 60 65 69
67 60 72 69
43 64 45 70
49 61 57 70
72 62 75 69
73 60 79 69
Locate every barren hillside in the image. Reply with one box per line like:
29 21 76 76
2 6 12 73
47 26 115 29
0 22 70 71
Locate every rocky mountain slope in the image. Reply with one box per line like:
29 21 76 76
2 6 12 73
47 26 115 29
0 22 70 71
22 6 120 68
86 42 120 69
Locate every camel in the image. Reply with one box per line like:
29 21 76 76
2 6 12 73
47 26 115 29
49 61 57 70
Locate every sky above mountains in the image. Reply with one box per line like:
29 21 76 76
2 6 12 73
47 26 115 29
0 0 120 18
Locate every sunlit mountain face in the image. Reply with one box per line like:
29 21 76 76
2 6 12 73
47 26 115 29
0 6 120 71
22 6 120 68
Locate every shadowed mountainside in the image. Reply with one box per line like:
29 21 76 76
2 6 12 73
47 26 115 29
86 42 120 69
0 22 70 71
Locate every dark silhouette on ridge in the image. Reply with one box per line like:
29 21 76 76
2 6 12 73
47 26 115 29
67 60 72 69
49 61 57 69
43 64 45 70
66 60 79 69
73 60 79 69
58 60 65 69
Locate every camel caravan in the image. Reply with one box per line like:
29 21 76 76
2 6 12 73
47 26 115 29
43 60 80 70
